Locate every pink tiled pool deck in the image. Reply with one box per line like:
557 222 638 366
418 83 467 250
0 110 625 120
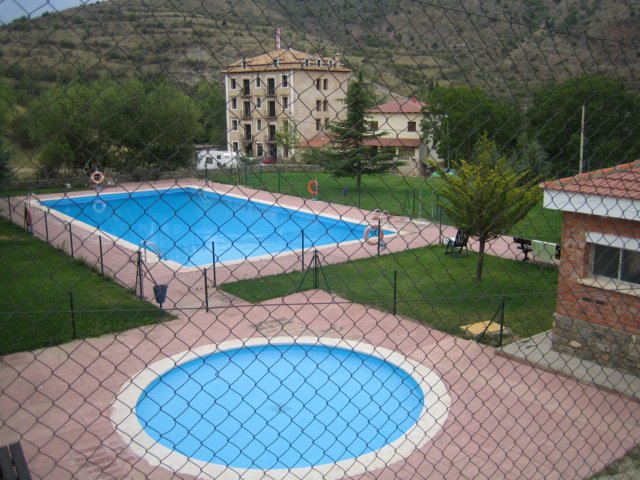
1 290 639 479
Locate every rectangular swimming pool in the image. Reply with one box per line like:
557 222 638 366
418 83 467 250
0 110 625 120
41 187 385 267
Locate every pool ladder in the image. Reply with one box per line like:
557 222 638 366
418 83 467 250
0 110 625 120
139 240 164 262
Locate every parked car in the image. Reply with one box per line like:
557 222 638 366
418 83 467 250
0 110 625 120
261 154 277 165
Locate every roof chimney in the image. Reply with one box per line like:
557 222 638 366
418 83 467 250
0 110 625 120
275 27 281 50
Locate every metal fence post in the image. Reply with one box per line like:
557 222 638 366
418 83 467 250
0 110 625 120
44 211 49 243
68 224 74 259
393 270 398 315
204 268 209 313
301 229 305 271
68 291 77 340
99 236 104 276
211 241 217 287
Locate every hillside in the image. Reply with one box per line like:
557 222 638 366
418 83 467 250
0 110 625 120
0 0 638 100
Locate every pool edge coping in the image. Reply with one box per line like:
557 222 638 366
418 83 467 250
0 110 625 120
110 336 451 480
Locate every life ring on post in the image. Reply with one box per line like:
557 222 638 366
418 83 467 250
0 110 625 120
307 179 319 197
90 170 105 185
363 225 384 245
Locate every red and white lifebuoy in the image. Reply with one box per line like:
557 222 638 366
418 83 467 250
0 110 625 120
308 179 319 197
363 225 384 245
90 170 105 185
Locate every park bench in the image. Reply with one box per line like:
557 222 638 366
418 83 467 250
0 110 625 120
512 237 533 261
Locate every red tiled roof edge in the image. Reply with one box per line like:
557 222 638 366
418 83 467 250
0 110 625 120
542 159 640 200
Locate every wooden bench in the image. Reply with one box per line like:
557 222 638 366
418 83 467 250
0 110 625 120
0 442 31 480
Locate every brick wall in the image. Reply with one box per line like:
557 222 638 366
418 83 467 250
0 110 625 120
552 211 640 373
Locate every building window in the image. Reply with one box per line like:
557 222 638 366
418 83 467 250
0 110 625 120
232 142 239 151
273 59 278 66
231 78 237 89
316 59 321 67
243 101 251 117
267 78 276 97
231 97 237 110
241 59 247 68
282 74 288 87
304 58 309 67
242 79 250 96
592 244 640 285
282 96 289 110
323 79 328 90
256 76 261 88
257 119 262 131
257 143 264 156
316 118 321 131
324 118 329 126
256 97 262 109
329 59 334 67
407 121 417 132
316 100 321 112
232 119 238 131
369 121 378 131
268 100 276 118
316 79 321 90
323 100 328 112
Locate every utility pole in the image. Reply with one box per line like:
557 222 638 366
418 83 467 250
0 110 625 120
579 104 586 174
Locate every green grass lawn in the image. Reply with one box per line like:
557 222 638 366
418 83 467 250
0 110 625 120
0 218 172 355
221 246 559 342
208 169 563 243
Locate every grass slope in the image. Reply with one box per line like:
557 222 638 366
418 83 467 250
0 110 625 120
0 218 171 355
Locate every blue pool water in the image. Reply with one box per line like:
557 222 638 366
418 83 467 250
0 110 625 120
135 343 425 469
41 188 387 266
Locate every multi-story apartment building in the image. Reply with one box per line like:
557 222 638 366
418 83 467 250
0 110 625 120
224 48 351 160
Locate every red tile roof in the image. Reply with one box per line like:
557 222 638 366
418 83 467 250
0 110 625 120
368 96 426 114
226 48 350 73
543 160 640 201
364 138 421 148
299 132 333 148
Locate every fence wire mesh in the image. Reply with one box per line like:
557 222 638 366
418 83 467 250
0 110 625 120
1 0 640 478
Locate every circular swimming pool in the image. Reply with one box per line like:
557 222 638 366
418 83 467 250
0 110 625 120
112 338 450 479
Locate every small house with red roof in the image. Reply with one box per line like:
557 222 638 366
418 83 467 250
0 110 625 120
366 96 441 176
543 160 640 373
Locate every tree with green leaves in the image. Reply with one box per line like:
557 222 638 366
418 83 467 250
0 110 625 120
527 75 640 178
421 85 521 167
29 77 202 174
324 71 398 191
432 135 539 281
194 81 227 146
0 138 11 187
274 121 300 168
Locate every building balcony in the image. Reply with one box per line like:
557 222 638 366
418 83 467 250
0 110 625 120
266 89 276 98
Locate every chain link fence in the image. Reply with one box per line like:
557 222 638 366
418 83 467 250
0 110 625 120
1 1 640 478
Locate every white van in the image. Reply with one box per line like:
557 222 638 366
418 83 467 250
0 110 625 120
195 148 239 169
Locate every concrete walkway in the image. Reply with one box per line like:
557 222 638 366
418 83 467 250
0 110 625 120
501 331 640 402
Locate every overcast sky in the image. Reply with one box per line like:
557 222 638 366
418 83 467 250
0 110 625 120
0 0 99 24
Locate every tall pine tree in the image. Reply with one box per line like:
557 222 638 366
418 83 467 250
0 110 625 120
325 71 398 191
